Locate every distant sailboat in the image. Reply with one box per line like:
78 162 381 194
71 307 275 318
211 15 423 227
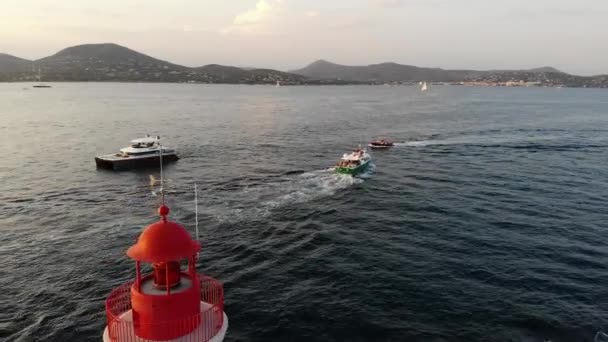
421 81 428 92
33 66 51 88
276 80 281 87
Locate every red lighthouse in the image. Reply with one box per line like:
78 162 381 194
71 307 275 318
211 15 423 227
103 204 228 342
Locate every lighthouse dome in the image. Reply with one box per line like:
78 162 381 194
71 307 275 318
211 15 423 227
127 206 200 262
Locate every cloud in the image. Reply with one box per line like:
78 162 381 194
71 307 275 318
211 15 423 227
223 0 284 34
371 0 446 8
329 16 375 30
371 0 407 7
221 1 372 36
234 0 279 25
508 7 608 20
304 11 320 17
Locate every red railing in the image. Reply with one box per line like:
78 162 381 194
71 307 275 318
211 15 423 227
105 275 224 342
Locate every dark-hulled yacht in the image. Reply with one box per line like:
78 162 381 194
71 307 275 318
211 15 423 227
95 135 178 170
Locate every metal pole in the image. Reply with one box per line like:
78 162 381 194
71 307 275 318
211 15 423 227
194 183 199 241
159 143 164 205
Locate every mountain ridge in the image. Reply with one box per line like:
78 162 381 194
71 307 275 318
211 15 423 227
0 53 33 73
290 59 566 82
0 43 307 83
0 43 606 87
36 43 187 70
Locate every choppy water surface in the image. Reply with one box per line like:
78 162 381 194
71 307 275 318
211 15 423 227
1 83 608 341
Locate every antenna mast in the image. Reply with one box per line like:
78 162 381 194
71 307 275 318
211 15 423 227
159 141 164 205
194 183 199 241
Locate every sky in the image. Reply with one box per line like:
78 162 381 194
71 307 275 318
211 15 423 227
1 0 607 75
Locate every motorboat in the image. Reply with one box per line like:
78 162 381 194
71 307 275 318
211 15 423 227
334 147 371 176
95 135 178 171
368 139 394 149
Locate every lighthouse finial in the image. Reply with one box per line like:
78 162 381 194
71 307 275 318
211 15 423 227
158 204 170 221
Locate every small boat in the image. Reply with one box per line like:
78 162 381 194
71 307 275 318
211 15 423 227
368 139 394 149
33 66 51 88
95 135 178 171
334 147 371 176
276 80 281 87
421 81 428 92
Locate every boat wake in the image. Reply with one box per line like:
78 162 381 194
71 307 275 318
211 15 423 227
596 331 608 342
204 169 363 223
391 127 608 150
394 140 444 147
393 136 518 147
394 137 523 147
264 170 362 209
357 162 376 178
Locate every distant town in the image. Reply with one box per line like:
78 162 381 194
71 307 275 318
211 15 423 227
1 43 606 88
460 71 608 88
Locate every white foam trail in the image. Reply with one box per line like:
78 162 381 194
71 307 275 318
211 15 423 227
395 140 450 147
595 331 608 342
357 163 376 179
396 134 561 148
204 169 362 223
265 170 361 208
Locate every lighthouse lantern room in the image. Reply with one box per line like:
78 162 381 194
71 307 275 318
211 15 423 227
103 204 228 342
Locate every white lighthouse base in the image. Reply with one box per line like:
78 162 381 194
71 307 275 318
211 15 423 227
103 302 228 342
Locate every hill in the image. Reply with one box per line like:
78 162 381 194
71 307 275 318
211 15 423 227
290 60 607 87
290 60 568 82
37 43 184 68
290 59 474 82
0 43 307 84
0 53 32 73
32 43 190 82
194 64 306 84
526 66 563 73
0 43 605 87
195 64 249 82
